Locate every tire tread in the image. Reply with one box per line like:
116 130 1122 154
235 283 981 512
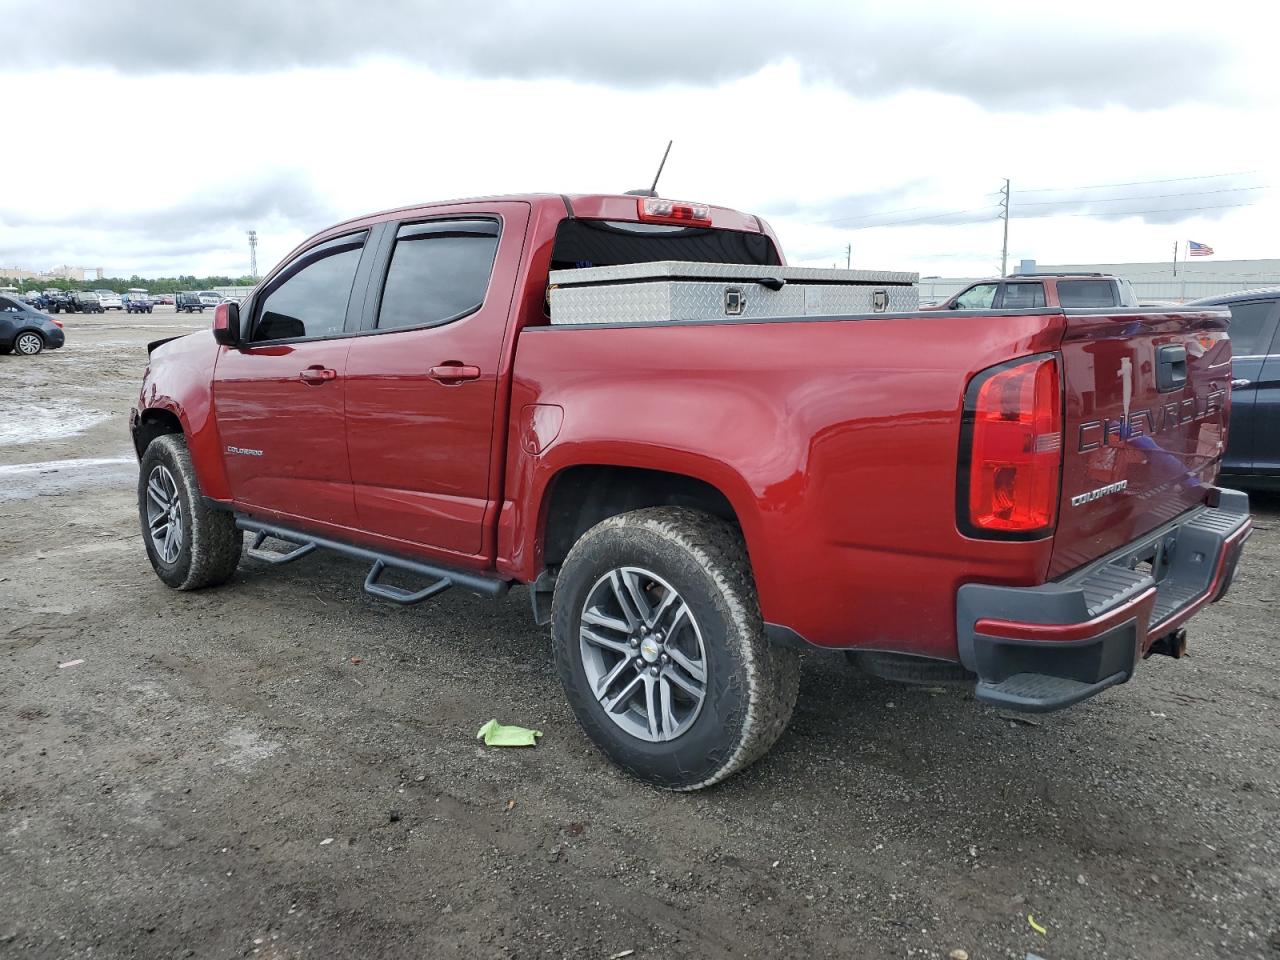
143 434 241 590
555 507 799 790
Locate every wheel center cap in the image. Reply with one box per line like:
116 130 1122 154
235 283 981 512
639 636 662 663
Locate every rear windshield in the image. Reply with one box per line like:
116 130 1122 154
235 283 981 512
1058 279 1118 308
550 219 780 273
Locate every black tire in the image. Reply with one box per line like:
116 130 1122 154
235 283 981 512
14 331 44 356
138 434 242 590
552 507 800 791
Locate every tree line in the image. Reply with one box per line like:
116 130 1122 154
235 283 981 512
0 275 258 294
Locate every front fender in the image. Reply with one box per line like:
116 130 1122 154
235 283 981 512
135 331 231 501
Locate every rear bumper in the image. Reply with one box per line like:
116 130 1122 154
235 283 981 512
956 487 1252 712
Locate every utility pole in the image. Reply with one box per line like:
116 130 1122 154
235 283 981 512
1172 240 1178 278
845 243 851 269
999 178 1010 276
246 230 259 280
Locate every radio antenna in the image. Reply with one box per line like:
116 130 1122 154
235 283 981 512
648 140 673 196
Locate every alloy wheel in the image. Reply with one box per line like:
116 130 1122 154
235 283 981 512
145 465 184 564
579 566 709 742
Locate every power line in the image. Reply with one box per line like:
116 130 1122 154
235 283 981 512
1014 186 1267 208
1017 171 1258 194
1011 200 1258 219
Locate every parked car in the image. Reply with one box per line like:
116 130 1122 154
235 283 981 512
0 294 66 355
1188 288 1280 489
95 289 123 310
197 291 223 309
926 273 1140 311
42 289 75 313
129 192 1250 790
175 291 206 313
124 291 154 314
155 294 175 305
71 291 105 313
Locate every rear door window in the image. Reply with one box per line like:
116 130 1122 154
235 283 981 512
999 283 1045 309
1058 279 1118 307
1224 300 1279 357
376 220 500 330
953 283 999 309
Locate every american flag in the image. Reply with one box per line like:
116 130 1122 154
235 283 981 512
1188 240 1214 256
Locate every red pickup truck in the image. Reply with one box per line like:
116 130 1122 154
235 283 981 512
131 193 1252 790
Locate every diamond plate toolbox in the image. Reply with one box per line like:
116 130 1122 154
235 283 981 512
549 261 919 326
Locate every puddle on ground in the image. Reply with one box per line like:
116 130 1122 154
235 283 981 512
0 455 135 501
0 409 113 447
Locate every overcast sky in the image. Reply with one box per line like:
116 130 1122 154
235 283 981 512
1 0 1275 279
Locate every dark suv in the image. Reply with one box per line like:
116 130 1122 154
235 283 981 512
0 295 66 356
175 291 206 313
1189 288 1280 489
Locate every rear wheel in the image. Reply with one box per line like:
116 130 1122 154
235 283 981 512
14 332 44 356
552 507 799 790
138 434 242 590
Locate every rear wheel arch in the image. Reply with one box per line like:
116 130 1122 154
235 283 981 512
540 464 747 571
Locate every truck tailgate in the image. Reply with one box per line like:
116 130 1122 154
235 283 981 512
1049 308 1233 578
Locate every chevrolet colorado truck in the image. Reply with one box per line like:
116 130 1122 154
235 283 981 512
130 193 1252 790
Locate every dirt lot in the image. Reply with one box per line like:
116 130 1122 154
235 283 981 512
2 309 1278 960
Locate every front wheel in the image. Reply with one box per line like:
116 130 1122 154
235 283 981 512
138 434 242 590
552 507 799 791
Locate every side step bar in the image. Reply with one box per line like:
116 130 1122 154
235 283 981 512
236 516 509 605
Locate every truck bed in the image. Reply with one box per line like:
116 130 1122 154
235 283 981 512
505 303 1233 659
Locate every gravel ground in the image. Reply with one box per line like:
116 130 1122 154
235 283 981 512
2 310 1278 960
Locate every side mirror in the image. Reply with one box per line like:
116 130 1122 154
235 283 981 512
212 301 240 347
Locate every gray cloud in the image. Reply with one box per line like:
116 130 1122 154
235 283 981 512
3 0 1241 110
0 170 335 275
0 170 334 235
778 174 1267 231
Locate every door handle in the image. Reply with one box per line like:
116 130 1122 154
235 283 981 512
429 363 481 384
299 366 338 384
1231 378 1252 389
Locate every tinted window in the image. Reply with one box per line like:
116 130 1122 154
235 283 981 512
550 219 779 272
1225 300 1278 356
253 233 365 342
1001 283 1045 309
377 220 499 330
0 297 20 311
1058 279 1117 307
954 283 998 309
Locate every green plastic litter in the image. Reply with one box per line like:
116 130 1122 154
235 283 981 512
477 719 543 747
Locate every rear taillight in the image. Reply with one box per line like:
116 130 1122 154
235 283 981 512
51 319 64 328
960 354 1062 538
637 197 711 225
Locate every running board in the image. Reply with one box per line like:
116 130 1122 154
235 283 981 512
235 517 509 604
